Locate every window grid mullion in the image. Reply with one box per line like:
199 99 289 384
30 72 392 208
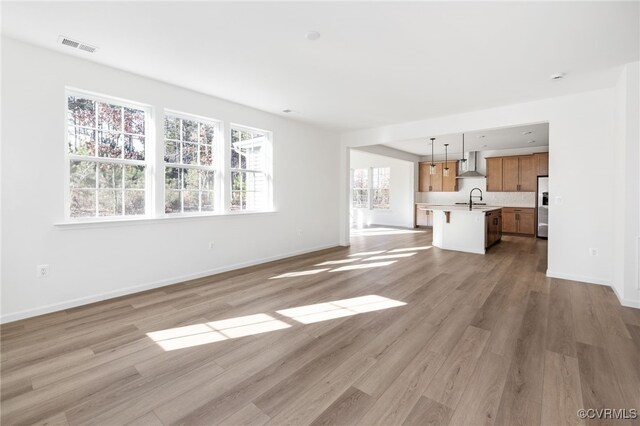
94 160 99 217
121 161 126 216
120 105 125 160
69 155 146 167
94 103 99 157
197 122 201 166
180 168 185 214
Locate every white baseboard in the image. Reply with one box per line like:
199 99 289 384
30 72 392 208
435 245 485 255
1 243 340 324
611 285 640 309
546 270 640 309
546 270 610 286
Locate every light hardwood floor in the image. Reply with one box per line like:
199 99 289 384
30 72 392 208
2 228 639 425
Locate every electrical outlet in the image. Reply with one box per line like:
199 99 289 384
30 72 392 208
589 248 598 256
36 264 49 278
208 241 215 249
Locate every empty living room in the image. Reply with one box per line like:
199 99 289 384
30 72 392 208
1 1 639 425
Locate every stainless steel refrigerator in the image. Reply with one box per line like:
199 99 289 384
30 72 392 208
537 177 549 239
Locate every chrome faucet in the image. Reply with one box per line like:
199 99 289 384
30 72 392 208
469 188 483 210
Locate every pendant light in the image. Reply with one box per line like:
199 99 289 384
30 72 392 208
429 137 436 175
461 134 467 163
443 143 450 177
459 133 468 173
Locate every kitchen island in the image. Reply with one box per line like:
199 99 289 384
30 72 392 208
416 204 502 254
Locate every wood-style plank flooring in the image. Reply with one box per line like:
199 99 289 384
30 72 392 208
2 227 639 425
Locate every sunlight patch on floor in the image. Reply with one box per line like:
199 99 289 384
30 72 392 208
329 260 397 272
270 232 433 280
276 295 406 324
351 228 424 237
147 313 291 351
348 250 385 257
388 246 433 253
147 295 407 351
314 258 360 266
363 252 418 261
269 268 330 279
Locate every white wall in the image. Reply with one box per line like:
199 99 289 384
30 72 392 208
417 146 548 207
1 38 342 322
350 149 414 228
341 86 625 303
612 62 640 307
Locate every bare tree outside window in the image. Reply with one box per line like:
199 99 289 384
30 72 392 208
372 167 390 209
164 113 218 214
352 168 369 208
67 93 147 218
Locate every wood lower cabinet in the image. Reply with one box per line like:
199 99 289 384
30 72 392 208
418 161 457 192
502 207 535 236
415 206 432 227
518 210 535 235
502 210 518 233
485 153 546 192
485 209 502 248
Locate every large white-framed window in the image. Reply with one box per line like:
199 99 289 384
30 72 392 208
66 90 151 220
351 168 369 208
229 125 272 212
372 167 390 209
163 111 220 214
63 89 275 224
351 167 390 210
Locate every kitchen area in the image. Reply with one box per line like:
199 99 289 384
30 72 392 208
412 124 549 254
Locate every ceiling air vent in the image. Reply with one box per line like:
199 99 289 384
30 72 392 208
78 44 96 53
58 36 98 53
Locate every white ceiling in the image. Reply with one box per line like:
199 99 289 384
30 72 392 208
383 122 549 156
2 2 638 130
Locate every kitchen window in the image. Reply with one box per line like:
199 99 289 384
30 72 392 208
230 125 272 211
66 91 150 219
351 168 369 208
164 112 219 214
372 167 390 209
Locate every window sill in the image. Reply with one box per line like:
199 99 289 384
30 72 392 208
54 210 278 230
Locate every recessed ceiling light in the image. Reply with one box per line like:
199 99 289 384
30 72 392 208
522 131 533 135
550 72 566 81
305 31 321 41
527 140 536 144
282 109 292 113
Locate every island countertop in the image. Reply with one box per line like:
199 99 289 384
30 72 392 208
415 203 503 213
